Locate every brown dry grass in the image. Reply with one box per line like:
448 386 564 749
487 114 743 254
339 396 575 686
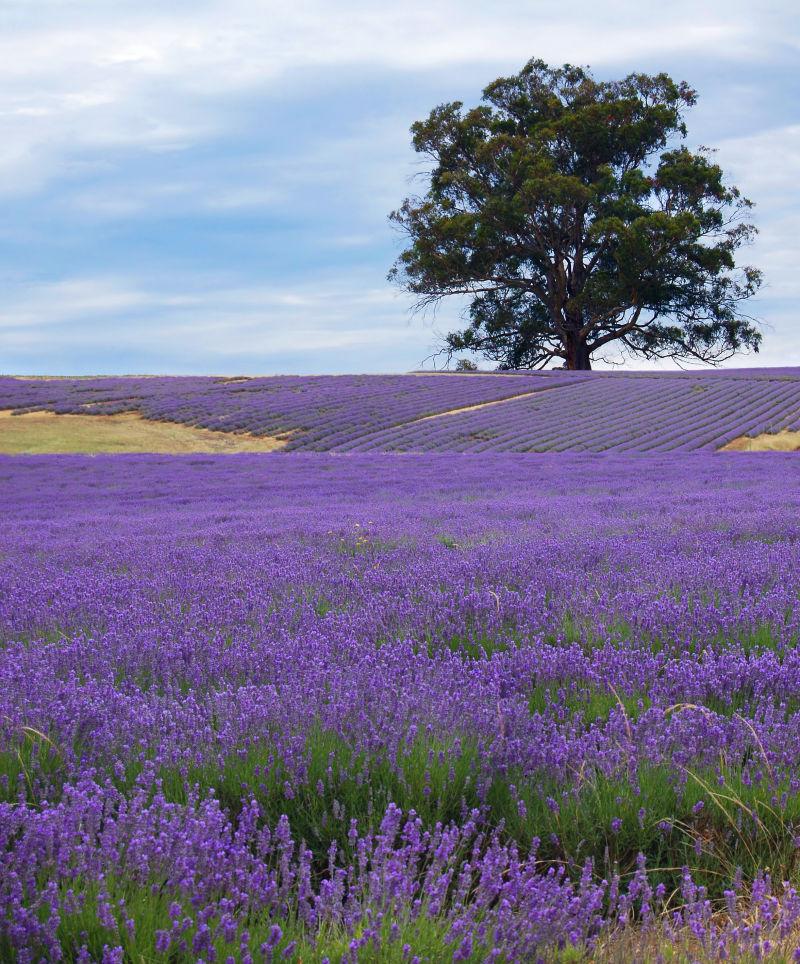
0 410 287 454
585 928 796 963
414 390 542 422
720 430 800 452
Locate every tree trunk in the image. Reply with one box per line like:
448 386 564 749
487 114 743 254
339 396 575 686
565 339 592 370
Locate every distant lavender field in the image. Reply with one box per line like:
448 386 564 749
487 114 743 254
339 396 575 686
0 373 553 450
4 369 800 450
5 453 800 960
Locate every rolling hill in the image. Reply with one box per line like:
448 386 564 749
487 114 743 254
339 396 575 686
2 369 800 452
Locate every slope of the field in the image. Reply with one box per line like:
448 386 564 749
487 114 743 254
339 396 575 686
2 369 800 452
0 373 566 450
342 371 800 452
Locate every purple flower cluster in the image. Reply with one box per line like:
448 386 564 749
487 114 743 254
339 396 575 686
4 452 800 958
3 784 616 961
4 368 800 451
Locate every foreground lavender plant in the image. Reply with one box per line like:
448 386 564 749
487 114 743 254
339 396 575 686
4 453 800 960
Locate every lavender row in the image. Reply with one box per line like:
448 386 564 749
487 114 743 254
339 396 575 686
340 375 800 452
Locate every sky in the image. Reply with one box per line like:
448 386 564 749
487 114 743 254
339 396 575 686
0 0 798 375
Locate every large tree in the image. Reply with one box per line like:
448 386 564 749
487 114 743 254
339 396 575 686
388 60 762 370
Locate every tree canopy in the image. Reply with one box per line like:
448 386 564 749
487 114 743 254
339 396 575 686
388 59 762 370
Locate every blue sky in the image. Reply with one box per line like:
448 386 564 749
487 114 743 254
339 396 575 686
0 0 798 374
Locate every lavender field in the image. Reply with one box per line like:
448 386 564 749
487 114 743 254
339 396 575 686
5 369 800 452
4 450 800 961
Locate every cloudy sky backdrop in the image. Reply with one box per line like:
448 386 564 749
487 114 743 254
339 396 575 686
0 0 797 374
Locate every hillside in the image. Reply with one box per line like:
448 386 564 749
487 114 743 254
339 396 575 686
2 370 800 452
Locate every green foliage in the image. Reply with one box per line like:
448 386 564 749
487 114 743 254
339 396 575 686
389 59 762 370
23 879 485 963
0 724 72 806
7 721 800 909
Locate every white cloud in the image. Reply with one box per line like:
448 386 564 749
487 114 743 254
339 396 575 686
0 273 440 371
43 108 413 221
0 0 792 195
714 124 800 301
718 124 800 201
0 0 797 372
0 279 153 328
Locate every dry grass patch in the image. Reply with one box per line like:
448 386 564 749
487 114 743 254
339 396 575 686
0 411 287 454
413 390 542 422
720 430 800 452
